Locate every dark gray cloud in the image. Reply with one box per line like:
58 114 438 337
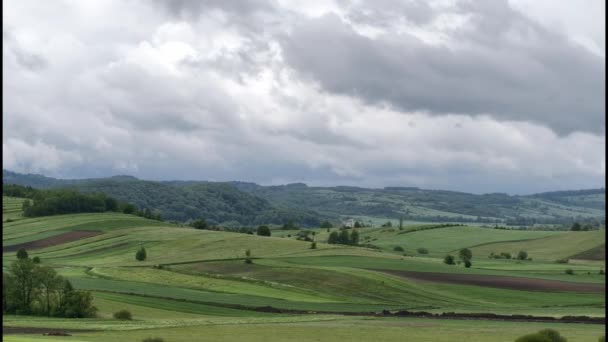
2 0 605 194
280 2 604 135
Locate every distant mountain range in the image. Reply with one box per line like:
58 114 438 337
3 170 604 226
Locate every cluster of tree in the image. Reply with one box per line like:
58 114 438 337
320 221 333 229
514 328 568 342
256 225 271 236
327 229 359 246
5 184 148 220
3 250 97 317
295 230 316 242
281 221 298 230
397 223 465 235
570 222 599 231
134 208 162 221
445 248 473 267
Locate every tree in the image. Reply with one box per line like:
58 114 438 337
32 256 41 264
310 242 317 249
244 249 252 264
37 266 62 317
350 230 359 245
256 225 271 236
459 248 472 262
417 248 429 254
113 309 132 320
517 250 528 260
571 222 582 231
16 248 28 260
354 221 361 228
282 221 297 230
515 329 567 342
444 255 455 265
381 221 392 227
122 203 136 214
327 231 339 244
191 219 208 230
464 260 472 268
399 216 403 230
22 200 31 212
338 230 350 245
8 258 37 313
320 221 333 229
135 246 147 261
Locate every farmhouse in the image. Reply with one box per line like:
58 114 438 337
342 218 355 228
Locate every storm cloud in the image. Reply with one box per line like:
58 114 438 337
2 0 605 194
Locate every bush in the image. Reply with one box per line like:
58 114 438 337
459 248 472 262
32 256 41 264
444 255 455 265
515 328 567 342
244 258 253 264
135 247 147 261
556 258 569 264
113 309 132 320
417 247 428 254
517 250 528 260
500 252 512 259
142 338 165 342
256 225 271 236
565 269 574 275
599 269 604 275
16 248 28 260
464 260 472 268
393 246 404 252
310 242 317 249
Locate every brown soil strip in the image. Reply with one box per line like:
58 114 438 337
569 244 606 261
3 326 98 335
376 269 605 293
3 231 102 253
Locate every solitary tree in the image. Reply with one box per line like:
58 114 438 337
459 248 472 262
135 246 147 261
399 216 403 230
327 231 339 244
354 221 361 228
338 230 350 245
517 250 528 260
350 230 360 245
571 222 582 231
444 255 455 265
245 249 252 264
310 242 317 249
16 248 28 260
32 256 41 264
256 225 271 236
192 219 208 230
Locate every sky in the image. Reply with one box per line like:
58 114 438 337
3 0 605 194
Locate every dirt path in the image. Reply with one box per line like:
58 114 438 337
3 230 102 253
376 269 605 293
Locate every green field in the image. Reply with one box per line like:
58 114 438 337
2 196 605 341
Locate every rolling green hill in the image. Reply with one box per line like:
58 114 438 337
2 196 605 342
3 170 604 227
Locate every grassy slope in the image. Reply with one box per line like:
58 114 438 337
2 196 605 341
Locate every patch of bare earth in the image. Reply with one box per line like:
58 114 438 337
3 231 101 253
377 270 605 293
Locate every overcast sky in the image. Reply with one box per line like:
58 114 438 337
3 0 605 194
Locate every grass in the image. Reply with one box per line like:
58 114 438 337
2 197 605 341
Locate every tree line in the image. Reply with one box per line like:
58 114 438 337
3 250 97 317
4 184 162 221
327 229 359 246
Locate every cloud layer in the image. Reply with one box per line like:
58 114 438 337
3 0 605 194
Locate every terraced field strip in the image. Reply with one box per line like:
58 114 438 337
377 270 605 293
3 231 102 252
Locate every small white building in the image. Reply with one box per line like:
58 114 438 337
342 218 355 228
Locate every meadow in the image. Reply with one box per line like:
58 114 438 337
2 196 605 341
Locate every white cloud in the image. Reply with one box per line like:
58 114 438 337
2 0 604 193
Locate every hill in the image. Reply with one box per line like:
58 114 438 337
2 195 605 342
3 170 605 226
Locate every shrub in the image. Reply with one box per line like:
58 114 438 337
599 269 604 275
459 248 472 262
142 338 165 342
517 250 528 260
444 255 455 265
500 252 512 259
556 258 569 264
256 225 271 236
244 258 253 264
565 269 574 275
310 242 317 249
417 247 428 254
135 247 147 261
32 256 41 264
464 260 472 268
393 246 404 252
16 248 28 260
113 309 132 320
5 218 14 222
515 328 567 342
